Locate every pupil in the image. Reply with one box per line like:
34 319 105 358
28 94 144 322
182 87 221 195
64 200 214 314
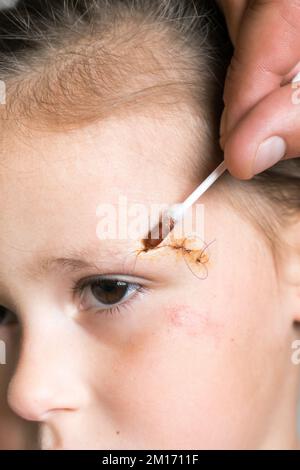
91 280 128 305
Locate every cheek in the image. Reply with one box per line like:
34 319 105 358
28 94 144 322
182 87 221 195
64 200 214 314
97 304 228 446
164 303 223 340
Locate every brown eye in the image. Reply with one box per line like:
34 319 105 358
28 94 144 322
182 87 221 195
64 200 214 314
0 306 17 326
91 280 129 305
76 277 141 312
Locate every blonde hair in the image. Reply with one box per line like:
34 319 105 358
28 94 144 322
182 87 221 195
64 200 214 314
0 0 299 240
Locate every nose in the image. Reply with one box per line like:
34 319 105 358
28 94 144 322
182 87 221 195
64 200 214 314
7 322 87 422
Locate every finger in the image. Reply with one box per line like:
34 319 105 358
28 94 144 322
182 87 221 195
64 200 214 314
223 81 300 179
222 0 300 137
217 0 249 44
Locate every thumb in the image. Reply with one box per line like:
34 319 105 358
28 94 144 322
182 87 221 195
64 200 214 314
222 0 300 140
224 81 300 179
217 0 249 44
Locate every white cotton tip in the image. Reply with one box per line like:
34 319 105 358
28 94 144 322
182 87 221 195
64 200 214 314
168 160 227 222
292 71 300 85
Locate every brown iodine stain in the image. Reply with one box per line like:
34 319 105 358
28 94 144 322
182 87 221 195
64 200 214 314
140 213 212 277
142 214 175 251
139 233 212 278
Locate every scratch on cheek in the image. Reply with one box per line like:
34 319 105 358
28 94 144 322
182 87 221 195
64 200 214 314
165 304 222 338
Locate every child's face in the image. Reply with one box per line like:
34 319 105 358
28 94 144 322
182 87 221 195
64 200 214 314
0 111 296 449
0 339 37 449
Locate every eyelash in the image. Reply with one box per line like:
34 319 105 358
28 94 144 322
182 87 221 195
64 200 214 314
70 276 146 317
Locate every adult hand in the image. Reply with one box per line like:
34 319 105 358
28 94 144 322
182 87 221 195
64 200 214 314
217 0 300 179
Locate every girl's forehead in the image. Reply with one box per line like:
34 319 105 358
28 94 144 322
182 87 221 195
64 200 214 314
1 109 200 170
0 111 202 213
0 112 206 274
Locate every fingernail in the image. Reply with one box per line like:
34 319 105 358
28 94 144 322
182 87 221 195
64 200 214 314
253 136 287 175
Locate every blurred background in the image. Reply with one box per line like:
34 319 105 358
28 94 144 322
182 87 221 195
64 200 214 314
0 0 17 8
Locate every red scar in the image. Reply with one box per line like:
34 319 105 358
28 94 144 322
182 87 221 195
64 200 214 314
165 304 222 339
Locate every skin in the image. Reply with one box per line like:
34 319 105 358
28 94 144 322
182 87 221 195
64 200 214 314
0 330 37 449
217 0 300 178
0 109 299 450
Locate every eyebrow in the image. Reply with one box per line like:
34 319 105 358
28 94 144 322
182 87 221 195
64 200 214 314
22 243 139 281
